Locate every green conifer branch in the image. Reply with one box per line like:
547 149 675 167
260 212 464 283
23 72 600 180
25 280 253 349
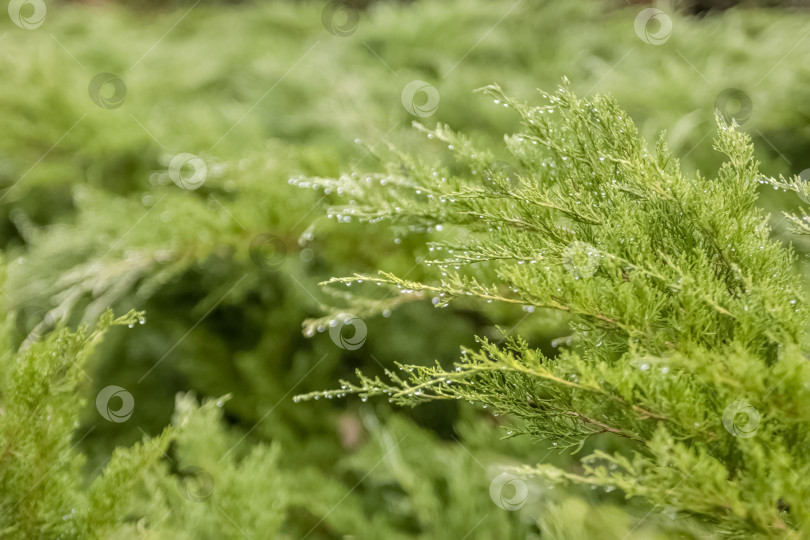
295 82 810 537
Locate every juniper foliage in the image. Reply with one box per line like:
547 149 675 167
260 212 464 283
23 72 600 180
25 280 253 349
5 2 810 537
296 82 810 538
0 310 170 538
0 307 293 538
0 306 543 538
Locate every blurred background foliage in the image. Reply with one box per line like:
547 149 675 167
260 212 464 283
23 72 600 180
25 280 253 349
1 0 809 537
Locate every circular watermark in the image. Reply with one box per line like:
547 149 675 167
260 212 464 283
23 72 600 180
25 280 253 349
8 0 46 30
96 385 135 423
88 73 127 110
401 80 440 118
177 466 215 502
722 400 760 438
321 0 359 37
329 313 366 350
249 233 287 269
634 8 672 45
15 305 54 341
715 88 752 126
168 153 207 190
489 472 528 511
562 241 600 278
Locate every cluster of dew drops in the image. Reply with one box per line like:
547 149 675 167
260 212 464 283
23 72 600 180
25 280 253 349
127 315 147 328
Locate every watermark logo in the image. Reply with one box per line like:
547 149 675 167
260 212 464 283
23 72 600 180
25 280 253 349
562 241 600 278
715 88 752 126
88 73 127 110
249 233 287 269
722 400 760 438
329 313 366 350
168 153 207 190
401 80 440 118
8 0 46 29
15 305 54 341
96 385 135 423
489 472 528 511
634 8 672 45
177 466 215 502
321 1 359 37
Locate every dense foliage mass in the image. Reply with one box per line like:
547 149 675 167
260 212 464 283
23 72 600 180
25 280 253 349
2 0 810 538
296 83 810 538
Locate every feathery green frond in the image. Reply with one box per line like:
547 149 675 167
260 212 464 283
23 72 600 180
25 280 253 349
295 83 810 538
